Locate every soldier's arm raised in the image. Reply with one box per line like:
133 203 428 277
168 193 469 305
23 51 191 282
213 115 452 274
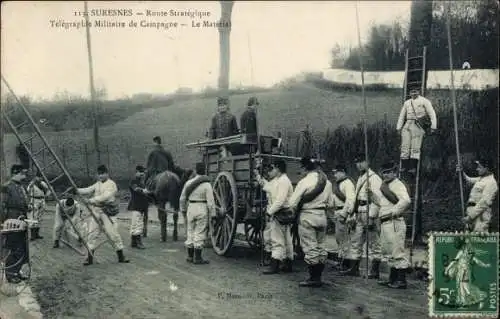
396 103 407 131
91 182 118 204
77 183 96 196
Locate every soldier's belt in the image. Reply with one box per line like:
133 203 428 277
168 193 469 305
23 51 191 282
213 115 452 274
31 196 45 199
379 214 403 223
189 200 207 203
467 202 476 207
302 207 326 211
357 200 368 206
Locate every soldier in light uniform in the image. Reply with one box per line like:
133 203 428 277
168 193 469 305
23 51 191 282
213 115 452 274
459 158 498 232
396 88 437 174
52 197 86 248
27 173 49 241
179 163 215 264
1 165 30 283
77 165 130 266
377 162 411 289
341 154 383 279
331 164 356 270
255 159 295 274
128 165 149 249
289 157 334 287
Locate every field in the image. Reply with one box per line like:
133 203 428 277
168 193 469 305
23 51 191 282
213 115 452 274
3 83 405 180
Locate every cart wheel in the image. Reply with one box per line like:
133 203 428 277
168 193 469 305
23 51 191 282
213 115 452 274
244 221 263 249
211 172 238 256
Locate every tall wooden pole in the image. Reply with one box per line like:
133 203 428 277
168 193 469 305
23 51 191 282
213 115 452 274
446 2 466 222
218 1 234 97
84 1 100 164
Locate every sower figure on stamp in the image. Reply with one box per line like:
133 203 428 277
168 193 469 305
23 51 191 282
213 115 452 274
457 158 498 232
341 153 383 279
179 163 214 265
27 173 49 241
254 159 295 274
396 87 437 175
0 165 30 283
330 164 356 271
128 165 150 249
52 197 86 248
289 157 334 287
76 165 130 266
377 162 411 289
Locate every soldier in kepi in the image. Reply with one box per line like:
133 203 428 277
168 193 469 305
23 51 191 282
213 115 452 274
145 136 175 196
341 153 383 279
76 165 130 266
289 157 334 287
330 164 356 270
179 163 214 265
209 97 240 157
458 158 498 232
0 165 30 283
377 162 411 289
52 197 85 248
396 87 437 174
27 172 49 241
128 165 150 249
254 159 295 274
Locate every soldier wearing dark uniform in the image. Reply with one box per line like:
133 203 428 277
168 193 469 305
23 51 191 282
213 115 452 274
240 96 258 135
209 97 239 139
145 136 175 193
0 164 30 283
128 165 149 249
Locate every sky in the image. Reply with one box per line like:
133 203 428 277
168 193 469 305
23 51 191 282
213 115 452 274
1 1 412 100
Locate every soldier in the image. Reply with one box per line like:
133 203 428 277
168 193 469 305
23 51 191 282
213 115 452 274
377 162 411 289
396 87 437 174
52 197 86 248
458 158 498 232
254 159 295 274
289 157 334 287
0 164 30 283
179 163 214 264
128 165 150 249
16 143 30 170
77 165 130 266
240 96 258 135
341 154 383 279
145 136 175 193
209 97 239 139
330 164 356 270
27 173 49 241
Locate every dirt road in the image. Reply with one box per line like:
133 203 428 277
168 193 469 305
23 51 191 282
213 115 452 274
27 213 428 319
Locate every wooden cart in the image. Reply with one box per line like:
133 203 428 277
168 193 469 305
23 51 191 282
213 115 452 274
186 134 304 256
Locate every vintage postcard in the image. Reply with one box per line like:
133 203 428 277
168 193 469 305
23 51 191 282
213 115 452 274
428 232 499 318
1 1 498 319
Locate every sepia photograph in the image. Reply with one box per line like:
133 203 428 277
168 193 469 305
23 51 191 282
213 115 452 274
1 1 498 318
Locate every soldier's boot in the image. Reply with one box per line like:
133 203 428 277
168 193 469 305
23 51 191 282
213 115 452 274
136 235 146 249
117 250 130 263
262 258 280 274
193 248 209 264
83 249 95 266
186 247 194 263
280 258 293 273
261 251 272 266
365 259 381 279
160 223 167 242
388 268 407 289
408 159 418 175
399 159 408 173
338 258 349 271
131 235 138 248
30 228 37 241
315 263 325 285
339 259 360 277
378 267 396 286
299 264 323 287
53 240 60 248
35 228 44 239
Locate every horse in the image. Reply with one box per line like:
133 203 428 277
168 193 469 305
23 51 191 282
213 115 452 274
146 165 193 242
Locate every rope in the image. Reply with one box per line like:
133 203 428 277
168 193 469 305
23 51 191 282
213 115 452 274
445 2 466 225
354 1 370 284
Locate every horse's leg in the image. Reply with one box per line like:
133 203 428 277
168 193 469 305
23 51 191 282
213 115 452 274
158 204 167 242
143 210 149 238
173 211 179 241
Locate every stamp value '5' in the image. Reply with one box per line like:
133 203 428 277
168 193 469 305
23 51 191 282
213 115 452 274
428 232 499 318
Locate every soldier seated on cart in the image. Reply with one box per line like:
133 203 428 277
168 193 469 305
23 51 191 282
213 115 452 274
1 164 30 284
209 97 240 157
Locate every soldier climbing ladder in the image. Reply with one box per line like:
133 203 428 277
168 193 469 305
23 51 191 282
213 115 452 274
1 75 115 259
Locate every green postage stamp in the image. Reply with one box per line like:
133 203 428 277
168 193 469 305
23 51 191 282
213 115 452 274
428 232 499 318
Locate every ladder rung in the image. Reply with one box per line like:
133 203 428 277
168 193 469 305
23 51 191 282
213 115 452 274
21 134 38 144
407 81 422 85
408 55 424 60
15 121 29 130
49 173 66 185
32 147 47 157
408 68 424 72
60 186 74 197
41 159 58 171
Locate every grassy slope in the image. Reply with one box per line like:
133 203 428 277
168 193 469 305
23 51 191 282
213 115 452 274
4 84 402 179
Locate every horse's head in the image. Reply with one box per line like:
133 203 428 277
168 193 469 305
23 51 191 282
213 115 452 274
173 165 193 189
